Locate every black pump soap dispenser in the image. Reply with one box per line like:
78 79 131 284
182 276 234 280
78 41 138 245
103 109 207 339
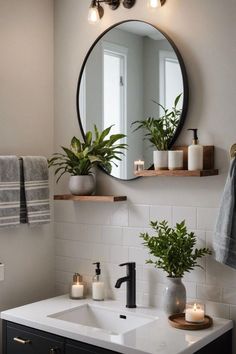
92 262 105 301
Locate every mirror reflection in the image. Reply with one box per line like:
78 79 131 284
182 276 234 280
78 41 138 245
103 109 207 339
78 21 187 180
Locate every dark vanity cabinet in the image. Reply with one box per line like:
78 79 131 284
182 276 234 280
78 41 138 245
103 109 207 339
66 339 120 354
2 320 232 354
3 321 64 354
2 321 120 354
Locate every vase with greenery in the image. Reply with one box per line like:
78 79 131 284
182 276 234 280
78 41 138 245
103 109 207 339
132 94 182 170
140 220 211 314
48 125 126 195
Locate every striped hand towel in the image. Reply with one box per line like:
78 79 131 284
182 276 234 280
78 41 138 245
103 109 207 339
0 156 20 228
21 156 51 225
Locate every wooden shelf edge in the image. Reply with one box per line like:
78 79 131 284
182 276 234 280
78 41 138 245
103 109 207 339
134 169 219 177
54 195 127 202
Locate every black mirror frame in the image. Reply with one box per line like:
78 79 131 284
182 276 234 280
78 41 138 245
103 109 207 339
76 20 189 181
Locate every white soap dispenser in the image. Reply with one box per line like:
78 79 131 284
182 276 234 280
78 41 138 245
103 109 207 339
188 129 203 171
92 262 105 301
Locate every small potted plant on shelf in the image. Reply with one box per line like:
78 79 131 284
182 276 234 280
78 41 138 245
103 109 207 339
140 220 211 315
48 125 126 196
132 94 182 170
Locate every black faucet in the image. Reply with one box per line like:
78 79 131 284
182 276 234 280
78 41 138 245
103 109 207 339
115 262 136 308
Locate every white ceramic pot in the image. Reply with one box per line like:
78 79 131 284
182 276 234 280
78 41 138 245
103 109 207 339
69 175 95 196
153 150 168 170
168 150 184 170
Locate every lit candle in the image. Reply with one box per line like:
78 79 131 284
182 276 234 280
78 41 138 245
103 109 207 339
134 160 145 172
185 303 205 323
71 283 84 299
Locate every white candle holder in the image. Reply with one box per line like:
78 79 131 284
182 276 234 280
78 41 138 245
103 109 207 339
185 302 205 323
168 150 183 170
70 273 85 299
134 160 145 172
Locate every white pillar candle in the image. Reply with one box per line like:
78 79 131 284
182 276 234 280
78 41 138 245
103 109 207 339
71 284 84 299
92 282 104 301
134 160 145 172
185 303 205 323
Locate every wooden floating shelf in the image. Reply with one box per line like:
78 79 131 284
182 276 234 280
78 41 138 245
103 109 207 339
135 146 218 177
135 169 219 177
54 195 127 202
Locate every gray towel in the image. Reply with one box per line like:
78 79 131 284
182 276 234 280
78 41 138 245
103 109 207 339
213 157 236 268
19 158 27 224
0 156 20 228
21 156 50 225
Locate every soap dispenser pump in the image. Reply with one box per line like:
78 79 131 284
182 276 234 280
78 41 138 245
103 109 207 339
92 262 105 301
188 128 203 171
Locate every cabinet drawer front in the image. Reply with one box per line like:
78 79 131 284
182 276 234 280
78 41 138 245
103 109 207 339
6 324 64 354
66 342 121 354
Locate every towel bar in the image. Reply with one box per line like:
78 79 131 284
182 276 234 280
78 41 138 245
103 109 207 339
230 144 236 158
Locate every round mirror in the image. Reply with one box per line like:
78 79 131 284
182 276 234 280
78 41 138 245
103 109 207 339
76 20 188 180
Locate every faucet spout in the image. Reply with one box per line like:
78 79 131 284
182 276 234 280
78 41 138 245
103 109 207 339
115 276 129 288
114 262 136 308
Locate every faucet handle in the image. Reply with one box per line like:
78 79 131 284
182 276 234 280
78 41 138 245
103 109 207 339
119 262 136 268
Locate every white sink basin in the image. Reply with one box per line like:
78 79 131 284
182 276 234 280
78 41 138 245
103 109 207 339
48 304 156 335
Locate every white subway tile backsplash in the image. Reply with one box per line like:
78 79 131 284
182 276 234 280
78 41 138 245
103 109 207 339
128 205 150 227
143 265 167 284
102 226 123 245
110 203 129 226
197 284 222 302
172 206 197 229
56 270 72 284
183 281 197 299
123 227 149 247
222 287 236 305
197 207 218 231
73 202 112 225
110 245 129 264
206 301 230 319
91 243 110 262
128 247 149 265
206 257 236 287
54 202 234 321
55 223 102 243
150 205 172 225
54 201 77 223
56 239 92 259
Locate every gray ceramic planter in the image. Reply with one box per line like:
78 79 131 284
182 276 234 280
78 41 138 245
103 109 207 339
69 175 95 196
163 277 186 315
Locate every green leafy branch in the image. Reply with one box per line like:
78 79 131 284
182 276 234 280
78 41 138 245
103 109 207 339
140 220 211 278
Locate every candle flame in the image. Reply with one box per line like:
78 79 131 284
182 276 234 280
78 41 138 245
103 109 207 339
193 303 197 311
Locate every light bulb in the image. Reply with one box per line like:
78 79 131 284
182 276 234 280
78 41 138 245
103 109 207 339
147 0 160 8
88 5 100 24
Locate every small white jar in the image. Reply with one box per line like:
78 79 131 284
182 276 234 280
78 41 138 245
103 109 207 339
153 150 168 170
168 151 183 170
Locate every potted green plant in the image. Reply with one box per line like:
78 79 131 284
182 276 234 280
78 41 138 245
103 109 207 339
132 94 182 170
140 220 211 314
48 125 126 195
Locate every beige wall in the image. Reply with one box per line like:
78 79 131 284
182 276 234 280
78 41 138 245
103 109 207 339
0 0 55 316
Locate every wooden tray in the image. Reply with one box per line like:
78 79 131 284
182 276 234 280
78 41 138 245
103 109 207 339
168 313 213 330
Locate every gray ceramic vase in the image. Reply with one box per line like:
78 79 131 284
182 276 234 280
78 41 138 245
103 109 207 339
163 277 186 315
69 175 95 196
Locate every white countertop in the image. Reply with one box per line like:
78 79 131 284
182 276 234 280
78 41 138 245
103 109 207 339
1 295 233 354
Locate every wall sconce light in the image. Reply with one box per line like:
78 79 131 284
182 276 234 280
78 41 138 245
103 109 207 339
88 0 135 24
88 0 166 24
147 0 166 8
